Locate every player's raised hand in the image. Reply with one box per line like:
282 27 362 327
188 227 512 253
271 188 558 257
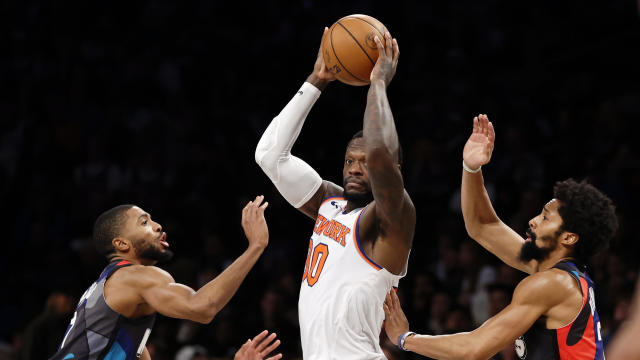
462 114 495 171
370 31 399 87
383 290 410 346
241 196 269 250
234 330 282 360
307 27 337 89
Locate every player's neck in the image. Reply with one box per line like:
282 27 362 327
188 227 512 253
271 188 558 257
111 255 147 266
538 250 574 272
345 200 368 213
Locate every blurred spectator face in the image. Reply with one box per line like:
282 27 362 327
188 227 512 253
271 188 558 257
279 273 298 298
261 289 281 318
214 320 234 348
458 242 477 271
46 292 74 317
437 243 458 273
197 267 218 288
430 292 451 320
444 308 472 332
488 288 511 316
414 273 434 296
412 273 435 311
606 254 624 277
204 234 223 258
497 264 522 287
613 297 631 327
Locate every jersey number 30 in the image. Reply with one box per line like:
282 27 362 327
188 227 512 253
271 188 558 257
302 240 329 286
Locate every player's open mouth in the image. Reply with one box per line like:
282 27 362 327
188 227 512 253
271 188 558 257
159 233 170 248
525 232 533 242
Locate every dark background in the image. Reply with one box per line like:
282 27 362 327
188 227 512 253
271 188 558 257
1 0 639 359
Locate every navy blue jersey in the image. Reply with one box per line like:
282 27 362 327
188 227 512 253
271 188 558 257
515 261 603 360
49 260 156 360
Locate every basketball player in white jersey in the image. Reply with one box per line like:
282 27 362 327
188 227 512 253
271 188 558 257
255 28 415 359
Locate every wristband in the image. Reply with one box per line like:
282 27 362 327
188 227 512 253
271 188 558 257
397 331 416 351
462 160 482 173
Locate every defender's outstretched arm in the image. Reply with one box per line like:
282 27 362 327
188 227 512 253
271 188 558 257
461 114 536 274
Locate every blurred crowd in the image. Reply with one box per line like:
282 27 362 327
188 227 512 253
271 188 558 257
1 0 638 359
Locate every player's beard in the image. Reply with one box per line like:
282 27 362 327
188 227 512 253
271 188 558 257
133 237 174 263
518 228 560 262
343 184 373 209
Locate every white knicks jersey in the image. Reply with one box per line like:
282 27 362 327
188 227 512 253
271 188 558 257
299 197 405 360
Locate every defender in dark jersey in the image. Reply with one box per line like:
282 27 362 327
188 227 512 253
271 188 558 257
50 196 282 360
382 114 618 360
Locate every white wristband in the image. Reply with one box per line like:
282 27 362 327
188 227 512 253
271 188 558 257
462 160 482 173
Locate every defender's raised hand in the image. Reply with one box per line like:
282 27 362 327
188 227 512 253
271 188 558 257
370 32 399 86
462 114 495 171
234 330 282 360
241 196 269 249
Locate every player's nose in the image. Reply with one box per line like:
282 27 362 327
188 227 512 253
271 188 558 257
348 161 363 175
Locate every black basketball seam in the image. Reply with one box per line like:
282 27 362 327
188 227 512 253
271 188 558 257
350 16 386 39
330 24 367 83
336 20 375 66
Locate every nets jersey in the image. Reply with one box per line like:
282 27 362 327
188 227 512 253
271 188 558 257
515 261 604 360
299 197 405 360
50 260 156 360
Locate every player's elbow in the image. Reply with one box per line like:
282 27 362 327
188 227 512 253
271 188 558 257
463 221 481 240
188 301 218 324
255 138 279 180
197 313 215 324
194 308 217 324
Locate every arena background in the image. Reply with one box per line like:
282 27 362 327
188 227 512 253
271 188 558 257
1 1 639 359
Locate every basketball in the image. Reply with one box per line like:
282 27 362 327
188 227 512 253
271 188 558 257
321 14 389 86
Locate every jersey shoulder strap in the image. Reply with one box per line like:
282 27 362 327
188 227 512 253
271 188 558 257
552 261 584 289
98 260 134 282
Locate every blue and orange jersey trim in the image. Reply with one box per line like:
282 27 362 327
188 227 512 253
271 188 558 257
99 260 133 281
320 196 344 207
354 205 382 271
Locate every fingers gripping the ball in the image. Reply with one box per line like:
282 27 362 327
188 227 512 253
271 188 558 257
374 32 399 61
323 15 390 86
392 38 399 65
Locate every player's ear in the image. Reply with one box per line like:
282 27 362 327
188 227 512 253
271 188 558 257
112 237 131 252
560 232 579 246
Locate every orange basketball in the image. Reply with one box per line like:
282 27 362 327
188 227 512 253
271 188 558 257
321 14 389 86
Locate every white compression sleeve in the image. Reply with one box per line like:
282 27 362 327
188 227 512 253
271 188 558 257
255 82 323 208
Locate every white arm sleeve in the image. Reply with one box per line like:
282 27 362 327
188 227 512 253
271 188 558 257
255 82 324 208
